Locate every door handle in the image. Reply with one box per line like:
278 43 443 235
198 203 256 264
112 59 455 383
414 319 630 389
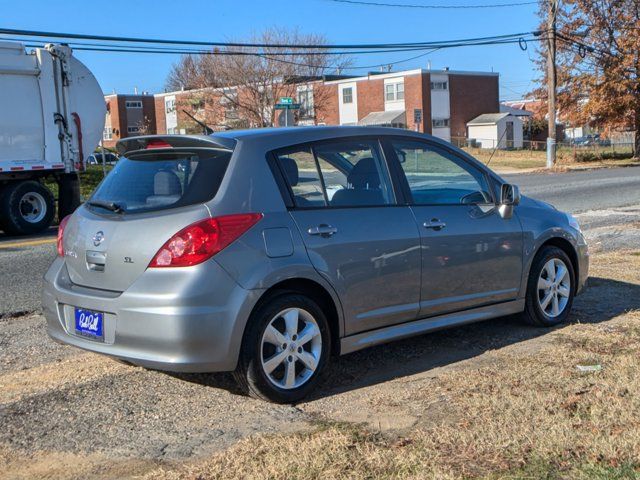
423 219 446 231
308 224 338 237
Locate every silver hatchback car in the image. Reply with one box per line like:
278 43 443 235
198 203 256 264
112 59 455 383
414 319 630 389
44 127 588 403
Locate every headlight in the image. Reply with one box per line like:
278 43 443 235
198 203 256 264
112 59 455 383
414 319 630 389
566 213 581 232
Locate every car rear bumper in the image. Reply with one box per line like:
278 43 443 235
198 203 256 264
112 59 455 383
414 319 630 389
42 257 263 372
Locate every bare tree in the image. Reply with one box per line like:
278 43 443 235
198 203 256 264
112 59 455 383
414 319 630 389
135 115 155 135
166 28 351 128
166 54 208 92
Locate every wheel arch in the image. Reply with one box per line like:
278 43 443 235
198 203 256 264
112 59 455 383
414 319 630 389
533 236 580 282
249 277 343 356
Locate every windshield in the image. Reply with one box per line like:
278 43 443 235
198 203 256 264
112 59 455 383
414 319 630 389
88 149 232 215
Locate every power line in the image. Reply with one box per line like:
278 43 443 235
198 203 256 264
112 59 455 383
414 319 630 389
18 37 543 72
10 34 541 57
7 29 551 74
326 0 537 8
0 26 537 51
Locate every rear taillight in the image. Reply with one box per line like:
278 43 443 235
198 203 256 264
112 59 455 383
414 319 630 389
56 215 71 257
148 213 263 268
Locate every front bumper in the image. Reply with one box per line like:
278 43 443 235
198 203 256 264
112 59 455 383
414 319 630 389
42 257 264 372
576 234 589 295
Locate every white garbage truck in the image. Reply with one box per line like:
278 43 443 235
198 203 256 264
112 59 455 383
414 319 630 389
0 41 105 235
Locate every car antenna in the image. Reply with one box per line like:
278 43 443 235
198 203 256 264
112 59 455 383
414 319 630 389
182 110 214 135
485 126 510 167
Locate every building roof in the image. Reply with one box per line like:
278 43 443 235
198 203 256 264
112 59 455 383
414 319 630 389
500 104 532 117
467 113 511 126
358 110 405 126
324 68 499 85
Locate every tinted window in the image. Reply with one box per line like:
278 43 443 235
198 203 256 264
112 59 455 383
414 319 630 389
391 139 492 205
314 140 393 207
88 149 231 214
275 147 326 207
275 139 394 208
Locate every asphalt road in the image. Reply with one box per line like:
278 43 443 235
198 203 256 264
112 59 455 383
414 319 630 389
502 165 640 214
1 166 639 317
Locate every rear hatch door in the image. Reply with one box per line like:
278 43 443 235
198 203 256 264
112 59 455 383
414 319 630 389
62 147 231 292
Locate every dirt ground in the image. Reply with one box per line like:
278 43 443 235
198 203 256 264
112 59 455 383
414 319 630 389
1 249 639 479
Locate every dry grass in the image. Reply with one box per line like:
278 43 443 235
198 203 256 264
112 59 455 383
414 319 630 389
463 147 639 172
144 251 640 480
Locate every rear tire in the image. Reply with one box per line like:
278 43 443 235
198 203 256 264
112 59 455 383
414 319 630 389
0 181 55 236
524 246 576 327
234 293 331 403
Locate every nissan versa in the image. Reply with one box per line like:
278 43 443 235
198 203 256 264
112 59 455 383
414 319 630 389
43 127 589 403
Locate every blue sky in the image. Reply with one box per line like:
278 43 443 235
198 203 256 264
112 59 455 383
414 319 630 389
1 0 541 100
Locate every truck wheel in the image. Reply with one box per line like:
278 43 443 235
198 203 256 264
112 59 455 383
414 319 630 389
0 181 56 235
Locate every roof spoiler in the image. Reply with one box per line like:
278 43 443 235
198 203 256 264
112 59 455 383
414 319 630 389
116 134 235 155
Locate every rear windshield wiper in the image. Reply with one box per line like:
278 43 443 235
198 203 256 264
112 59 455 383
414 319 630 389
87 200 125 213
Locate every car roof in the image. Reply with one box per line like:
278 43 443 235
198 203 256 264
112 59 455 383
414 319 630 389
209 125 450 151
117 126 445 155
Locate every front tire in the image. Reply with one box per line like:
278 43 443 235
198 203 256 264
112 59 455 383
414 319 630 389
234 293 331 403
524 246 575 327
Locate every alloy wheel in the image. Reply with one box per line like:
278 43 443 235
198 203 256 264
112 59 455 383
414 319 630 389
537 258 571 318
260 307 322 390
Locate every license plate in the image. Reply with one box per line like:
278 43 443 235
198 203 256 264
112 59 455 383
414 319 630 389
74 308 104 341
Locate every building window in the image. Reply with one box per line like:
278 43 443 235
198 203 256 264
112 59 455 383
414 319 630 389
298 86 314 118
432 118 450 128
342 87 353 104
430 81 448 90
125 100 143 109
219 89 239 122
165 99 176 114
191 99 205 113
127 126 141 134
385 82 404 101
167 127 177 134
102 127 113 141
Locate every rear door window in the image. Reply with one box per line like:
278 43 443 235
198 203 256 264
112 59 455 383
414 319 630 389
274 139 395 208
88 149 231 214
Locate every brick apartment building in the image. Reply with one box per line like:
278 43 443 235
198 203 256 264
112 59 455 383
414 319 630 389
102 93 157 149
152 75 344 136
320 68 499 143
102 68 499 149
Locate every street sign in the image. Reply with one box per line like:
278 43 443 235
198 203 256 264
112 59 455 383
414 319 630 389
279 97 294 105
414 108 422 123
275 103 301 110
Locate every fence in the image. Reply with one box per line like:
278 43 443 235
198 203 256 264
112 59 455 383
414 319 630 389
449 136 636 166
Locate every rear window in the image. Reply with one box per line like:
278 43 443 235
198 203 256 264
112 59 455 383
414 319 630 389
87 149 231 214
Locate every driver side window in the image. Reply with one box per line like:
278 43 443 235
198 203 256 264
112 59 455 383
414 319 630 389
391 139 492 205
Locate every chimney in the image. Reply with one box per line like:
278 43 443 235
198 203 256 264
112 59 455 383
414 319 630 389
134 86 138 94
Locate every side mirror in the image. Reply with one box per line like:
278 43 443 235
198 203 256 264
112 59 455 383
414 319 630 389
498 183 520 219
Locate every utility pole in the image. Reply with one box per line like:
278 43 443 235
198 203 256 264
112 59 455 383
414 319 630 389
546 0 558 168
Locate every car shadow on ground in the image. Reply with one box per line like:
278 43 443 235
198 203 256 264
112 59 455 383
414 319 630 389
170 276 640 401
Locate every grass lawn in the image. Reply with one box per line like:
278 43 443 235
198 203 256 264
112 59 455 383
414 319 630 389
142 249 640 480
465 145 638 172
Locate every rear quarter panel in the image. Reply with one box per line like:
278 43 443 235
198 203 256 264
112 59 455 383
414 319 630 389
208 140 346 337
